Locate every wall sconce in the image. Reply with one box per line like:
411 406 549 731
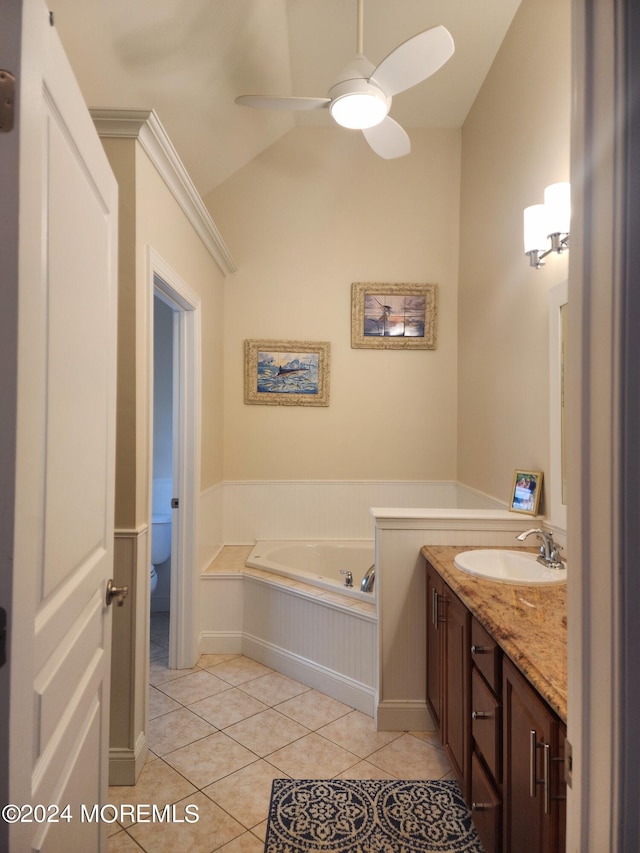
523 182 571 268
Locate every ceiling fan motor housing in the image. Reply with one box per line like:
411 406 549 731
328 55 391 129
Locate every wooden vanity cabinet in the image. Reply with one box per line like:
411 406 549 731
425 561 442 728
424 557 566 853
503 656 567 853
442 586 471 795
469 618 502 853
425 561 471 801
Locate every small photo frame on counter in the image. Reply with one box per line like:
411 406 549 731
509 470 543 515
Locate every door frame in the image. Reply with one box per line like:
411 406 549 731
148 248 201 670
567 0 640 849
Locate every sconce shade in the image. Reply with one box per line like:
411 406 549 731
544 182 571 235
524 204 548 253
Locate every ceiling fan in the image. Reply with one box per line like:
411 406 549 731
235 0 455 160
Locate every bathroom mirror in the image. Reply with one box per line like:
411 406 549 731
548 281 568 530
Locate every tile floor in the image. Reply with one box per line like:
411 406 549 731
108 611 452 852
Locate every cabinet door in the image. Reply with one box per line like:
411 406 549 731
425 562 442 726
443 587 471 799
471 751 502 853
503 657 565 853
472 667 501 782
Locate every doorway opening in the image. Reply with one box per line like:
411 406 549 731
149 249 201 670
150 296 174 655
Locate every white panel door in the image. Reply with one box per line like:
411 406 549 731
0 1 118 851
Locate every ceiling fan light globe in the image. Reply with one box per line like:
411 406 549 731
330 92 388 129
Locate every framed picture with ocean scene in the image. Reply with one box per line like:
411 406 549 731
244 339 330 406
351 282 438 349
509 469 543 515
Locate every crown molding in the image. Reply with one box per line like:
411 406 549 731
90 108 237 276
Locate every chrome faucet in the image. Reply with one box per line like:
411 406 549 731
516 528 564 569
360 564 375 593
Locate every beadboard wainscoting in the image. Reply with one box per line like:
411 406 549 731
196 483 532 731
371 508 542 731
243 576 377 713
198 481 224 571
199 553 377 716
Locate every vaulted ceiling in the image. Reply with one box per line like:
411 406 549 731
51 0 522 198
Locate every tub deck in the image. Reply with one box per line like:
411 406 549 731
203 546 375 616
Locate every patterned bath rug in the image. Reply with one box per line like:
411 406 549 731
263 778 484 853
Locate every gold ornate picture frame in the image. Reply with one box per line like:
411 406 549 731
351 282 438 349
244 339 330 406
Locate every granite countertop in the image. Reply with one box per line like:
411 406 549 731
421 545 567 722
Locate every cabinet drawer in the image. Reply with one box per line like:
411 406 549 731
471 751 502 853
472 667 501 782
471 617 501 693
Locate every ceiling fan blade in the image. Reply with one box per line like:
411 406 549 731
369 25 454 96
362 116 410 159
235 95 330 111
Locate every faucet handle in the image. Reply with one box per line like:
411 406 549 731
550 541 563 561
340 570 353 588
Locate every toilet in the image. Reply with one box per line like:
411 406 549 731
150 478 173 595
150 513 172 593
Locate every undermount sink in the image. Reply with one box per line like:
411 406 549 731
453 549 567 585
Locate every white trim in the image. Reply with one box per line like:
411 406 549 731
90 108 237 276
220 479 504 543
108 733 147 787
568 1 630 848
198 630 376 716
243 634 376 716
149 248 201 669
198 481 224 571
370 507 534 531
114 524 148 538
198 631 244 656
221 478 464 487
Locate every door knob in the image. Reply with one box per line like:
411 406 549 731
106 579 129 607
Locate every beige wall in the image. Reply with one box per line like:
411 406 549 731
457 0 571 505
104 139 138 528
205 0 571 501
103 137 226 529
207 126 461 481
135 148 226 497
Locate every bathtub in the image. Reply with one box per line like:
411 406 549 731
246 540 375 602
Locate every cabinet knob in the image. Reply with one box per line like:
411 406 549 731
471 802 492 812
471 644 488 655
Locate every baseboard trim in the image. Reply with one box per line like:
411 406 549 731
375 700 436 733
242 634 375 717
200 629 375 716
108 732 148 786
199 630 243 655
